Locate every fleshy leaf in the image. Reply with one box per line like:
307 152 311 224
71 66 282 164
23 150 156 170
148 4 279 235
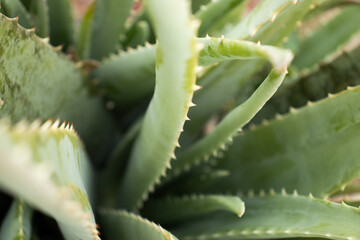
99 209 178 240
198 37 293 71
0 120 99 240
252 44 360 124
47 0 74 49
92 43 156 108
174 85 360 197
76 1 95 60
28 0 49 38
1 0 34 28
293 5 360 69
118 0 198 210
0 199 32 240
0 13 116 162
195 0 244 36
141 194 245 225
170 70 288 177
182 0 325 146
89 0 134 60
173 193 360 240
169 38 293 177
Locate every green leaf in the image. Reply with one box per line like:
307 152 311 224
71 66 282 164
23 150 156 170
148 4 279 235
0 199 32 240
92 43 156 108
195 0 244 36
198 37 293 70
118 0 198 210
28 0 49 38
171 70 288 177
99 209 178 240
76 1 95 60
173 193 360 240
175 85 360 197
89 0 134 60
292 5 360 69
169 38 293 177
0 120 99 240
252 44 360 124
0 14 116 163
47 0 74 49
141 194 244 225
182 0 324 146
1 0 34 28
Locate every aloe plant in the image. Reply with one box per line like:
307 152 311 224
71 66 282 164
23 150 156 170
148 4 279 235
1 0 360 239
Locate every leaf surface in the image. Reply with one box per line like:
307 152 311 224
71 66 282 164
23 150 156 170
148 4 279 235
0 14 115 162
173 85 360 197
89 0 133 60
142 194 244 225
173 193 360 240
118 0 198 210
99 210 178 240
0 199 32 240
0 120 99 240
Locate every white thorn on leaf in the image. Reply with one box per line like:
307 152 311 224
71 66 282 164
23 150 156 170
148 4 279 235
194 85 202 91
271 12 278 22
51 119 60 129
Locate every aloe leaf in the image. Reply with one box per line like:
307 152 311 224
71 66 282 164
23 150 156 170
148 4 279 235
252 45 360 124
0 14 116 162
176 85 360 198
118 0 198 210
92 43 156 108
182 0 325 146
141 194 244 225
198 37 293 71
99 209 178 240
1 0 34 28
172 70 287 177
125 20 151 48
292 5 360 70
47 0 74 49
191 0 211 13
0 119 99 240
226 0 295 40
77 1 95 60
195 0 244 36
0 199 32 240
169 38 293 177
27 0 49 38
101 119 142 206
89 0 133 60
93 36 291 108
173 193 360 240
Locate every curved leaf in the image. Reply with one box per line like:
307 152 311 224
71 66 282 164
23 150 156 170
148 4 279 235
0 120 99 240
0 14 116 163
195 0 244 36
173 193 360 240
174 85 360 198
99 209 178 240
169 38 293 177
293 5 360 69
47 0 74 49
0 199 32 240
142 194 245 225
89 0 134 60
118 0 198 210
1 0 33 28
